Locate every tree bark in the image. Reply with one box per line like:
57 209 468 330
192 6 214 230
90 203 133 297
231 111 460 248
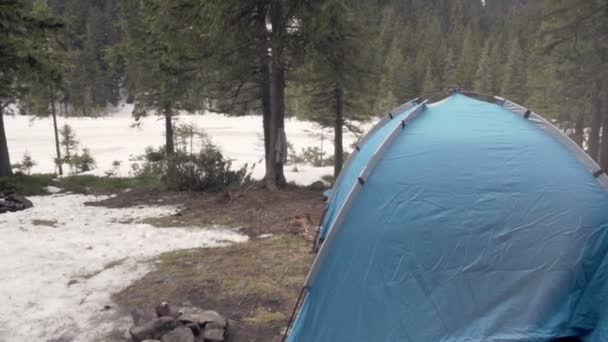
164 102 177 189
50 83 63 176
0 102 12 177
600 98 608 171
164 103 175 156
572 115 584 147
589 95 602 161
256 2 272 163
266 0 287 190
334 85 344 179
262 67 271 165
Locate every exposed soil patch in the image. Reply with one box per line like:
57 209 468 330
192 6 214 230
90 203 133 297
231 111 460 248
90 187 324 341
91 187 325 239
114 235 314 342
31 219 58 227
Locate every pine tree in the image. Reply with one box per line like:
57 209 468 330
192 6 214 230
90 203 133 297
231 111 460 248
474 39 499 94
422 62 442 101
500 38 528 103
114 0 206 166
23 0 68 175
442 48 460 91
458 25 480 90
299 0 381 178
0 0 62 176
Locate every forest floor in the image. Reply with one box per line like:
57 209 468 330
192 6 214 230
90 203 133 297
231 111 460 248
96 187 324 341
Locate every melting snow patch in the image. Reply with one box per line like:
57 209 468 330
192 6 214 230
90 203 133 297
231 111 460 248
45 185 62 194
0 194 248 342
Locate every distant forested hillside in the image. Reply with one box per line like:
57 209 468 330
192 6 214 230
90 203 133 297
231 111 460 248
2 0 607 180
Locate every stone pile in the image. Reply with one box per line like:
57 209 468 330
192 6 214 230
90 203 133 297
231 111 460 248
0 192 33 214
129 302 228 342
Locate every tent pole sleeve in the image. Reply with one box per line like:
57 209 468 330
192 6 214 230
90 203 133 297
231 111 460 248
282 286 308 342
453 90 608 192
328 98 418 202
303 100 429 288
501 99 608 192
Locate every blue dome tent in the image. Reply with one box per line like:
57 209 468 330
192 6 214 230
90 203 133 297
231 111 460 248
286 91 608 341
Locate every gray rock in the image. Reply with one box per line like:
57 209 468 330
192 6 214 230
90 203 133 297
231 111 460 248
156 302 179 318
132 307 156 326
161 326 195 342
308 180 326 191
186 323 201 336
129 317 178 342
179 308 227 328
202 322 226 341
0 193 33 213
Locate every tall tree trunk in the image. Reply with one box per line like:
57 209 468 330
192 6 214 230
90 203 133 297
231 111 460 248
164 102 177 188
256 2 272 162
589 95 602 161
266 0 287 190
164 103 175 156
572 115 584 147
0 102 12 177
600 98 608 171
50 83 63 176
63 98 69 117
334 85 344 179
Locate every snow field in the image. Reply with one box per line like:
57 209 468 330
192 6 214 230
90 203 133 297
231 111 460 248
0 194 248 341
4 104 362 185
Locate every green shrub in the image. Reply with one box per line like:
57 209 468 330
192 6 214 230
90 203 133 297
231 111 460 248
59 175 163 194
14 153 37 175
70 148 97 173
0 174 55 196
135 144 252 192
287 145 350 168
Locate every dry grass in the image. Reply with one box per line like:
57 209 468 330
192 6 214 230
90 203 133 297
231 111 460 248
81 258 128 280
114 235 314 342
31 219 58 227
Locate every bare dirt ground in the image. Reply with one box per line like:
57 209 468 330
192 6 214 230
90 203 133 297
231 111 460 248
92 186 324 239
93 187 325 341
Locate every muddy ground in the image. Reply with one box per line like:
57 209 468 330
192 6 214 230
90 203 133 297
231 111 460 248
93 187 325 341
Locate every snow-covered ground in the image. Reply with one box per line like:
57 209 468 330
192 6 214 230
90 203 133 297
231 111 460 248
0 193 248 342
5 104 364 184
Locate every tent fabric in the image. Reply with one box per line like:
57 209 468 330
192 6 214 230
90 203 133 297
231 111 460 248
288 93 608 341
318 99 419 241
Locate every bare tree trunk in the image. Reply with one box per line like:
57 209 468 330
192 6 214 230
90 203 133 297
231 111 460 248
256 2 272 162
600 98 608 171
334 85 344 179
190 129 193 155
572 115 584 147
589 95 602 161
50 83 63 176
164 102 177 188
262 64 272 163
0 101 12 177
266 0 287 190
164 103 175 156
63 98 69 117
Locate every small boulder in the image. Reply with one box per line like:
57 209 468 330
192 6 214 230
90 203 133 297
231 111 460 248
161 326 195 342
178 308 227 328
130 317 178 342
185 323 201 336
203 322 226 342
132 307 156 326
0 193 33 213
156 302 179 318
308 180 326 191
